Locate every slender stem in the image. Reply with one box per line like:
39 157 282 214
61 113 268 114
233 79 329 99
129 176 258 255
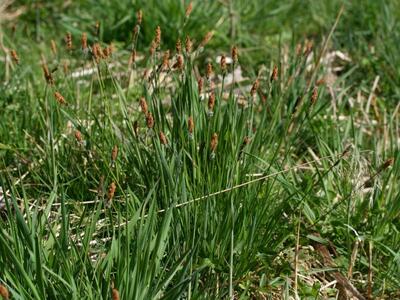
229 195 234 300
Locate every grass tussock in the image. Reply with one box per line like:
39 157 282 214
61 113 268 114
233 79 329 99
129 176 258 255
0 1 399 299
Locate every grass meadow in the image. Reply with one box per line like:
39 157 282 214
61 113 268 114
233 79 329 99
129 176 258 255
0 0 399 299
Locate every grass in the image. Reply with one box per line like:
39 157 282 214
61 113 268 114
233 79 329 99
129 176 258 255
0 0 399 299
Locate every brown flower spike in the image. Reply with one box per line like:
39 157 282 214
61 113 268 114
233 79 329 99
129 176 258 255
208 91 215 112
0 284 9 300
200 31 213 48
210 133 218 152
159 131 168 145
271 65 278 81
103 45 112 58
42 64 54 85
81 32 88 50
155 26 161 47
162 50 170 70
149 40 157 56
185 36 192 53
75 130 82 143
107 182 116 203
176 38 182 54
206 62 213 80
10 49 19 64
250 79 259 97
111 145 118 162
185 2 193 18
139 97 148 114
54 91 66 105
173 55 184 70
188 116 194 134
231 46 238 64
92 43 102 63
146 112 154 129
65 32 72 50
220 55 227 73
197 77 203 95
311 86 318 104
112 288 120 300
129 49 136 66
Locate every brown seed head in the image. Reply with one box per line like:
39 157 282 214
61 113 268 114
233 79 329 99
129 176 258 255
146 112 154 129
250 79 259 97
51 39 57 55
112 288 120 300
0 284 9 300
102 46 108 58
75 130 82 143
92 43 102 63
188 116 194 134
137 10 143 25
162 50 170 70
42 64 54 85
10 49 19 64
149 40 157 56
271 65 278 81
208 91 215 111
128 49 136 66
54 91 66 105
200 31 213 48
81 32 88 50
139 97 148 114
97 175 105 197
155 26 161 47
197 77 203 95
185 36 192 53
311 86 318 104
111 145 118 162
378 158 394 172
220 55 227 73
65 32 72 50
103 44 113 58
107 182 116 203
176 38 182 54
210 133 218 152
175 55 184 70
159 131 168 145
206 62 213 80
185 2 193 18
231 46 238 64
